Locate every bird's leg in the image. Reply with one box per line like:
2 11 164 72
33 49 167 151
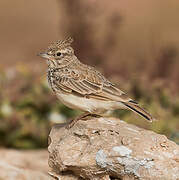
66 112 101 129
66 112 90 129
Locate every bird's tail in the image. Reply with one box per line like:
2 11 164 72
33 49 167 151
122 101 154 122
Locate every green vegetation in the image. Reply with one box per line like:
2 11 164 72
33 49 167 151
0 67 178 149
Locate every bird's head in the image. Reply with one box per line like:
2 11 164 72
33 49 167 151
38 37 75 68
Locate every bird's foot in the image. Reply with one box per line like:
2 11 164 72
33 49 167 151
66 113 101 129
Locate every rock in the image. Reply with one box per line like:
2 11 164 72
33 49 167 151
48 117 179 180
0 149 53 180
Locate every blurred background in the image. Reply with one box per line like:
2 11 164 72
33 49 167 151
0 0 179 149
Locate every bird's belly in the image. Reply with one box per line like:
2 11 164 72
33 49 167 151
56 93 126 113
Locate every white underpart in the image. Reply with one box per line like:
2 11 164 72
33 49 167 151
57 93 126 114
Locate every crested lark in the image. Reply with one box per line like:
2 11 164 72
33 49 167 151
38 37 154 127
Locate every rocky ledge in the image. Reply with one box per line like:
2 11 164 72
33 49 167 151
48 117 179 180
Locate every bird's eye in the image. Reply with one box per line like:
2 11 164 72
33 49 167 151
56 52 62 56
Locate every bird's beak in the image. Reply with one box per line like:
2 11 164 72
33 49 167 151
37 52 50 59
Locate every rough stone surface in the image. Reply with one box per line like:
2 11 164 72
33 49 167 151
48 117 179 180
0 149 53 180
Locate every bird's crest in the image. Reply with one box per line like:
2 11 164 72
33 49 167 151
48 37 73 51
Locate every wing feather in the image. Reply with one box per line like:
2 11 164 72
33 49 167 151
54 66 131 102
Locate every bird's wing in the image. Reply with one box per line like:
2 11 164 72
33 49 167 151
54 66 133 102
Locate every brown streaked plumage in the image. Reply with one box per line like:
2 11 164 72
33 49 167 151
38 37 154 127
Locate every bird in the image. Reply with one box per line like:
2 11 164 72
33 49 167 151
38 37 154 128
